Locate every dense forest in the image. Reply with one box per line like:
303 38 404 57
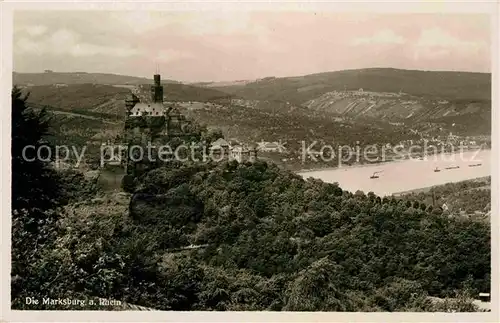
11 87 491 311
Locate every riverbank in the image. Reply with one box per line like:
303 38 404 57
297 148 490 174
297 149 491 196
392 176 491 196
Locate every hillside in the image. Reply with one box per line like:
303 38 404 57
138 83 233 102
13 158 491 311
92 162 490 311
17 68 492 169
22 82 234 166
183 99 422 170
23 83 233 117
13 71 179 86
301 91 491 135
44 111 123 166
209 69 491 135
214 68 491 103
190 79 255 87
18 68 491 137
186 101 413 147
24 84 130 116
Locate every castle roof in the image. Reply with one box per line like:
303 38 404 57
130 103 165 116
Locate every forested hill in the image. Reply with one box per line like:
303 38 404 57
17 159 488 311
118 160 489 311
213 68 491 103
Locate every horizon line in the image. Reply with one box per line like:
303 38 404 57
12 66 492 84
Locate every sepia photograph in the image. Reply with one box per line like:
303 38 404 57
1 0 499 321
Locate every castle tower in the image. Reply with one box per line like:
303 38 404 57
151 73 164 103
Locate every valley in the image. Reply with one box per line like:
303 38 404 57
12 67 492 312
17 68 492 172
10 9 494 315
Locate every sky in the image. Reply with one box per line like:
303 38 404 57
13 11 491 82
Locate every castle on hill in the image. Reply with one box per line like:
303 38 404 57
124 73 192 136
101 73 257 171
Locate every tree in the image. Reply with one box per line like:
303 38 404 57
202 128 224 145
122 174 136 193
11 87 61 214
284 257 353 311
11 86 64 304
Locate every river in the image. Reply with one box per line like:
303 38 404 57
297 149 492 196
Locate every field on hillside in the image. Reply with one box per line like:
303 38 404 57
301 91 491 135
214 68 491 103
13 71 179 86
186 103 413 147
185 102 420 170
22 81 232 169
24 83 233 117
140 83 233 102
209 69 491 136
45 112 123 167
25 84 130 116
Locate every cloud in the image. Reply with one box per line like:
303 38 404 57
13 12 491 80
181 12 255 35
15 28 140 58
71 43 140 58
351 29 406 46
155 49 194 62
103 11 258 36
413 27 483 60
107 11 171 34
24 25 48 37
